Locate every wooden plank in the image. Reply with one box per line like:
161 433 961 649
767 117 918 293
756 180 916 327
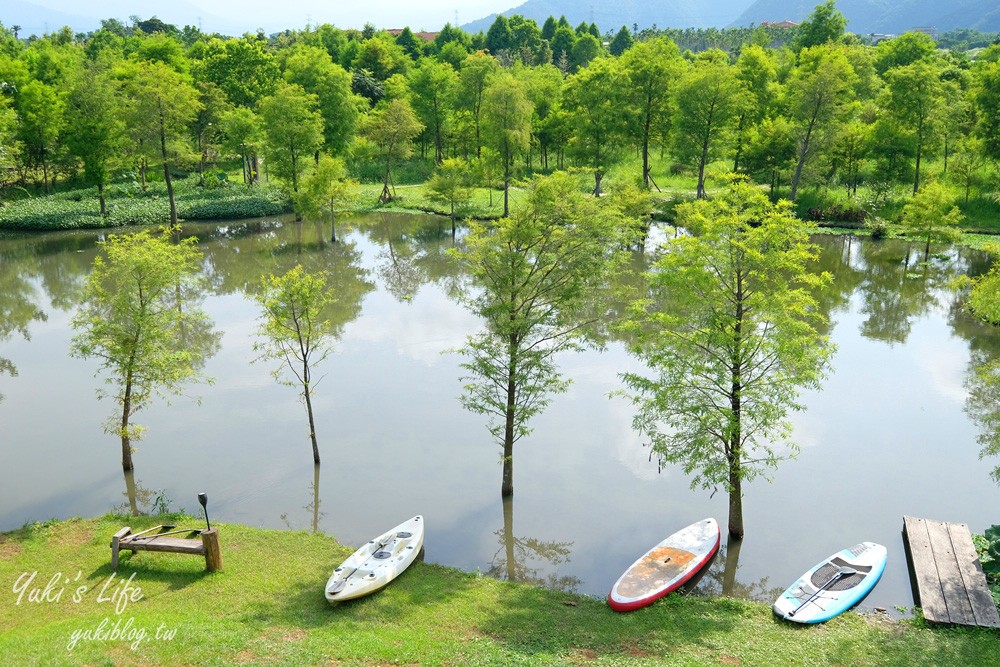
924 518 976 625
949 523 1000 629
903 516 949 623
121 537 206 555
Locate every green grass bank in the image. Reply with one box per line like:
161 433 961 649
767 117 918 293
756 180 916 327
1 516 996 666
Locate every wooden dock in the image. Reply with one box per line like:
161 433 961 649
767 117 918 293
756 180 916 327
902 515 1000 628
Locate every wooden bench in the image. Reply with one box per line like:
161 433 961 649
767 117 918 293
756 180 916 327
902 515 1000 628
111 526 223 572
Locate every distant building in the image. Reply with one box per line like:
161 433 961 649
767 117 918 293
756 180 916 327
910 26 938 39
760 20 800 29
386 29 438 42
867 33 895 44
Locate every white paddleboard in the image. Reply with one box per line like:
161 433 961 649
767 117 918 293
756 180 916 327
608 518 720 612
325 515 424 603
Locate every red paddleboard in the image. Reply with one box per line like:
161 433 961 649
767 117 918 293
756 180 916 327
608 518 720 612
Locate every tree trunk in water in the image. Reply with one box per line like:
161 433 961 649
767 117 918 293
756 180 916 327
123 469 139 516
913 142 922 195
312 464 321 533
450 201 456 238
729 274 745 539
728 461 744 539
121 378 134 472
722 534 743 596
502 340 516 497
303 366 320 464
330 198 337 243
503 495 515 581
593 170 603 197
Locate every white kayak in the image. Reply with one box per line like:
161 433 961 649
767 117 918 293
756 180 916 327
325 515 424 603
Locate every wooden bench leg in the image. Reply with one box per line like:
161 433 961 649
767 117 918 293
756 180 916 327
202 528 222 571
110 527 132 571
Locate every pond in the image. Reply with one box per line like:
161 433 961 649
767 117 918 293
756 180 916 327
1 213 998 615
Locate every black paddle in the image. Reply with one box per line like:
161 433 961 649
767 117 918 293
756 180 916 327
198 493 211 531
788 565 858 618
328 532 396 595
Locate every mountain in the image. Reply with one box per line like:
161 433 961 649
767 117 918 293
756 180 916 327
1 0 98 36
732 0 1000 34
462 0 755 35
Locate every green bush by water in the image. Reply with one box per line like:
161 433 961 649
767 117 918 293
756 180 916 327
0 178 292 231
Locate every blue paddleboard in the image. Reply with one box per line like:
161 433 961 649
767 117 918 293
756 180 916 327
773 541 887 624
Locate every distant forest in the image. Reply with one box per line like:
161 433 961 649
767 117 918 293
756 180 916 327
3 0 1000 218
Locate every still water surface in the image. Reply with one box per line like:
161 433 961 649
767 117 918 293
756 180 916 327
1 213 998 614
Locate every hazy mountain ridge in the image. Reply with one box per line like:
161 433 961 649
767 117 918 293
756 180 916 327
733 0 1000 33
463 0 1000 35
462 0 753 35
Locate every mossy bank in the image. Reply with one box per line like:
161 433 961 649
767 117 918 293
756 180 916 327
1 516 996 666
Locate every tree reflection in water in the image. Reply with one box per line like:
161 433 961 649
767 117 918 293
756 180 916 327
487 496 581 593
691 536 784 602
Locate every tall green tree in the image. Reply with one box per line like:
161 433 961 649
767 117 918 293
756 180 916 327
408 58 458 164
259 82 324 193
569 33 601 71
485 15 514 56
282 44 361 155
457 51 499 157
786 44 856 201
883 60 943 194
673 52 746 199
609 26 634 57
252 265 338 465
620 38 684 188
361 98 423 203
293 154 355 242
456 172 624 497
481 73 532 216
973 59 1000 163
427 156 472 236
564 56 626 197
120 61 202 225
219 106 264 185
197 36 280 107
16 80 64 193
873 31 937 75
70 227 217 472
900 180 963 259
622 178 833 538
968 243 1000 325
64 62 125 216
732 44 777 174
793 0 847 51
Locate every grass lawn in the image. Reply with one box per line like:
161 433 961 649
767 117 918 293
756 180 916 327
1 516 996 666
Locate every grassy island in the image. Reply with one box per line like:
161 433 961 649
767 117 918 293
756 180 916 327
1 516 996 666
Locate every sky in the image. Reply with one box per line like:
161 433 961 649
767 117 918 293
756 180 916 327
23 0 516 33
226 0 509 31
